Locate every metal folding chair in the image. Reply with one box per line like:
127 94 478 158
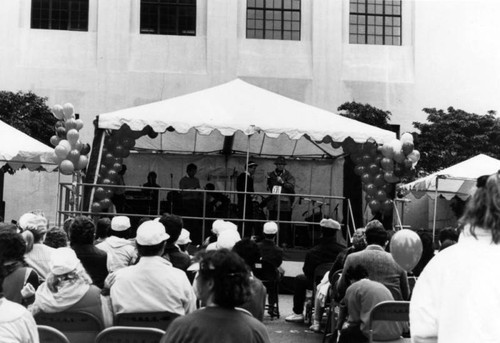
253 260 281 319
115 311 180 330
37 325 70 343
34 311 103 343
95 326 165 343
368 301 411 343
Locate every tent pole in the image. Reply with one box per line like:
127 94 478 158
242 135 251 237
432 177 440 245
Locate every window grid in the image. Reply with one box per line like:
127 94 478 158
349 0 401 46
140 0 196 36
31 0 89 31
246 0 301 41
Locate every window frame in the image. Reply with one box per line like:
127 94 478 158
140 0 197 36
31 0 89 31
246 0 302 41
349 0 402 46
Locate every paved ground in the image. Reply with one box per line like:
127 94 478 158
263 294 326 343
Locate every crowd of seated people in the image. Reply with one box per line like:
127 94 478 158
3 194 494 343
0 209 281 342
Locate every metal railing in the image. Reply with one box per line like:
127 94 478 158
57 182 356 248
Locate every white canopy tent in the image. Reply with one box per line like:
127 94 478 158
97 79 396 157
93 79 397 236
400 154 500 200
0 119 57 171
400 154 500 242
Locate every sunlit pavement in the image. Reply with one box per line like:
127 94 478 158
264 294 325 343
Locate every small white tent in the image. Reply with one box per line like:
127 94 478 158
400 154 500 200
400 154 500 241
0 119 57 171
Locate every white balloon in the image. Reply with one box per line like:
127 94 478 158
62 103 75 120
401 132 414 144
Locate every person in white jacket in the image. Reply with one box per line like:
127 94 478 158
410 174 500 343
96 216 137 273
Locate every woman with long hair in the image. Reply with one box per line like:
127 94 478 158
162 249 270 343
410 173 500 343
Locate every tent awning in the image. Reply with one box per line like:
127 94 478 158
0 119 57 171
97 79 396 158
400 154 500 200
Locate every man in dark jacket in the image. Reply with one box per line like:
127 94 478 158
160 214 191 272
285 219 345 322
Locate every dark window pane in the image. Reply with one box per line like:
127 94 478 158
31 0 88 31
246 0 301 41
349 0 401 46
140 0 196 36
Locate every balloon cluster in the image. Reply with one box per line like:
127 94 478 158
50 104 90 175
90 125 158 213
342 133 420 215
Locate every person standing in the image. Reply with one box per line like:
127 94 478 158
410 174 500 343
112 164 127 213
179 163 203 244
142 171 161 214
265 156 295 247
236 161 258 238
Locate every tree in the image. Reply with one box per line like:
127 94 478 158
337 101 392 130
0 91 56 146
413 107 500 174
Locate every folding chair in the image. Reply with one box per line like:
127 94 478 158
37 325 70 343
368 300 411 343
34 311 103 343
115 311 180 330
305 262 335 325
95 326 165 343
323 269 343 343
253 260 281 319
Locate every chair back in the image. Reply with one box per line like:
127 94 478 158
34 311 103 343
96 326 165 343
313 262 335 286
37 325 70 343
253 260 279 282
115 311 180 330
368 301 410 343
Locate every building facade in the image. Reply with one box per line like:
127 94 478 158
1 0 499 225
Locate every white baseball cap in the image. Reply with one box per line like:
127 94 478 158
176 228 192 245
216 229 241 250
320 218 341 230
111 216 131 232
136 221 169 246
19 212 48 232
263 221 278 235
50 248 80 276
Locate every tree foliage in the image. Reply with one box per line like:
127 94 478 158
0 91 56 146
413 107 500 174
337 101 392 130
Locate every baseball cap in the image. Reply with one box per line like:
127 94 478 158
319 218 341 230
216 230 241 250
136 221 169 246
50 248 80 276
176 228 192 245
263 221 278 235
111 216 131 232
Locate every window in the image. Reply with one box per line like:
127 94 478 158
246 0 301 41
31 0 89 31
140 0 196 36
349 0 401 45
